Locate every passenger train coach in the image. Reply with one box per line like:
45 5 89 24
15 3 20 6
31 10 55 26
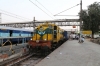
0 26 33 46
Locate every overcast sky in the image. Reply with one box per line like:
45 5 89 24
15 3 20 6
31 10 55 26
0 0 100 23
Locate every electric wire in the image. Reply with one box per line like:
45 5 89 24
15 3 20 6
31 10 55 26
29 0 54 19
0 9 31 21
2 18 14 22
54 15 79 16
54 4 80 16
35 0 55 17
1 12 28 21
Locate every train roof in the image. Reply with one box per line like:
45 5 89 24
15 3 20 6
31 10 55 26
0 26 33 32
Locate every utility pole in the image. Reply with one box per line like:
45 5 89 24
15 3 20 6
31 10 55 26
33 17 35 36
80 0 82 31
79 0 82 42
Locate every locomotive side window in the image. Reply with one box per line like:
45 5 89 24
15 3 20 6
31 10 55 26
54 26 57 38
54 26 57 34
54 26 57 30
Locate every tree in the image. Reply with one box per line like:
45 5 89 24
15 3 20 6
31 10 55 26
81 10 90 30
80 2 100 38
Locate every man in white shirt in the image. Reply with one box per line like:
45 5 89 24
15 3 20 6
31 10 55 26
72 34 75 40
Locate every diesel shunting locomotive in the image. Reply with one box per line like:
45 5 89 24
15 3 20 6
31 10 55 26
28 22 68 55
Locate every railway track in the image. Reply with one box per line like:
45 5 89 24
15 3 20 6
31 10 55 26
0 50 48 66
0 42 64 66
0 52 30 66
6 53 34 66
20 56 44 66
4 53 45 66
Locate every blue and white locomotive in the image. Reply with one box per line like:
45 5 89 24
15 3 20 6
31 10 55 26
0 26 33 46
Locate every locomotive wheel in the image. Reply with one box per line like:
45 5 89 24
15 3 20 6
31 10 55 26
51 45 56 51
57 41 61 47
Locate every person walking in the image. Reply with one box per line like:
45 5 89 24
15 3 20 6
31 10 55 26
78 35 84 43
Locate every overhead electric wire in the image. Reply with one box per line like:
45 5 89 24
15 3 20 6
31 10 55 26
0 9 31 21
55 15 79 16
29 0 54 19
54 4 80 16
1 12 28 21
2 18 14 22
35 0 54 17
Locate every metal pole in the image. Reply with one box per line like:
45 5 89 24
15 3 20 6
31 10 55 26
79 0 82 42
80 0 82 31
33 17 35 36
99 25 100 37
33 17 36 40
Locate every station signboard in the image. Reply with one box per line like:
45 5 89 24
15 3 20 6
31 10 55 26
82 30 92 35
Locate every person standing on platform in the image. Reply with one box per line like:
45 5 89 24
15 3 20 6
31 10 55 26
72 34 75 40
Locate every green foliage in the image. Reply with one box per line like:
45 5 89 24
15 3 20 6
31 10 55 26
80 2 100 38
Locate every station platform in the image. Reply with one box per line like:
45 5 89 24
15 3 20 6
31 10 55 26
35 39 100 66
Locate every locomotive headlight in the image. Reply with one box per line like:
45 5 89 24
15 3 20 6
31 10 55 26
30 38 32 40
44 39 47 41
36 40 39 43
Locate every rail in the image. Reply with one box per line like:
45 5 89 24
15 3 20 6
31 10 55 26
0 52 29 66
